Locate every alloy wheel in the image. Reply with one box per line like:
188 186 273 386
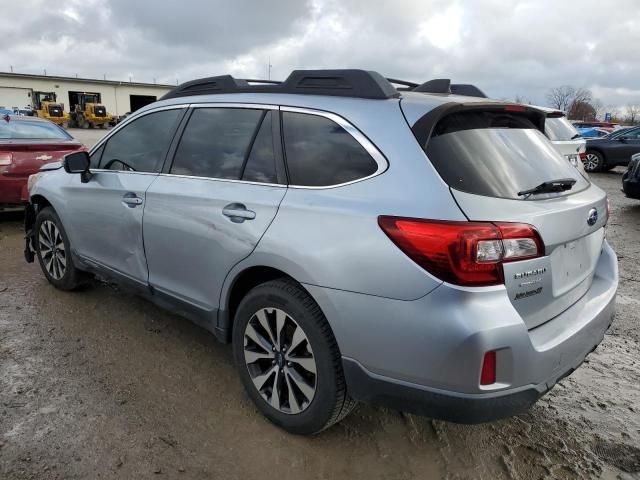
584 153 600 172
243 308 317 414
39 220 66 280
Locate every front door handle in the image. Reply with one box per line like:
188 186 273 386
122 194 143 207
222 203 256 222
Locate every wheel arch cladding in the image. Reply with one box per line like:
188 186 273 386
222 266 323 342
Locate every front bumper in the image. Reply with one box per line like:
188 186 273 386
305 241 618 423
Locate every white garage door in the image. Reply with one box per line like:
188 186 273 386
0 87 32 110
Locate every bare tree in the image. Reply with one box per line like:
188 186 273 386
626 104 640 125
592 99 607 121
546 85 575 111
572 87 593 105
514 94 533 105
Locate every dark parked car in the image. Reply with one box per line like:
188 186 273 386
622 153 640 199
584 126 640 172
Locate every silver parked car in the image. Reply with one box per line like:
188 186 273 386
24 70 617 434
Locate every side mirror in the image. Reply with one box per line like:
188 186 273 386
618 136 628 143
63 151 92 183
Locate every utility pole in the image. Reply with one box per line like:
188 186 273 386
44 69 47 76
268 57 272 80
9 65 13 73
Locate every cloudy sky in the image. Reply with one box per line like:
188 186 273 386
2 0 639 110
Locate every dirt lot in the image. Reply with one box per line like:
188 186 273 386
1 131 639 479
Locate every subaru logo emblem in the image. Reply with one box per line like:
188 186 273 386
587 208 598 226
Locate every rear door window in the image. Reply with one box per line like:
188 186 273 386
421 110 589 200
242 111 277 183
282 111 378 186
0 120 71 140
170 108 263 179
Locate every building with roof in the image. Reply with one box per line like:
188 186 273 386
0 72 173 116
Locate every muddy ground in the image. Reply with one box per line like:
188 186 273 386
1 131 639 479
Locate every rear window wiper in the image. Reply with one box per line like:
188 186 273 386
517 178 576 197
570 133 581 140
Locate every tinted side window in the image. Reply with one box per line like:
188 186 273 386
100 109 181 172
171 108 263 179
89 144 104 169
242 111 277 183
282 112 378 186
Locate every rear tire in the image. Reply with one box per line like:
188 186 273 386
34 207 86 291
584 150 604 172
232 278 356 435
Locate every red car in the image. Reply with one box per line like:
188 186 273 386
0 115 86 206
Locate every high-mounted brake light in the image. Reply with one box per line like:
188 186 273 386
0 152 12 166
504 105 527 112
378 217 544 286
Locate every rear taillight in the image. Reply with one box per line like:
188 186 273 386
605 197 611 225
579 152 586 160
0 152 12 166
378 217 544 287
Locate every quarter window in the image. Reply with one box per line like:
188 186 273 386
171 108 263 179
282 112 379 187
89 144 104 169
99 109 182 172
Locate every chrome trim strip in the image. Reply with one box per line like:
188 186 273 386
189 102 279 110
279 106 389 190
87 169 159 176
156 172 285 188
89 103 389 190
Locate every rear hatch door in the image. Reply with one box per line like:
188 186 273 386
413 104 607 329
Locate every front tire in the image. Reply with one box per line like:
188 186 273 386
232 279 355 435
583 150 604 172
34 207 85 290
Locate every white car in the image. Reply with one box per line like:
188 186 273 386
534 106 588 175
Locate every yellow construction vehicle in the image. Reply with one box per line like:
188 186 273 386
68 93 113 129
32 91 70 127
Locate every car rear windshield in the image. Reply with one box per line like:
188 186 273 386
545 116 580 141
0 120 71 140
423 110 589 200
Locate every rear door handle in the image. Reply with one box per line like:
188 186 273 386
122 194 143 207
222 203 256 222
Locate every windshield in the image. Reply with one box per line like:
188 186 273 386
422 111 589 200
0 120 71 140
545 117 580 141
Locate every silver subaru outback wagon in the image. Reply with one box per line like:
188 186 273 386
24 70 617 434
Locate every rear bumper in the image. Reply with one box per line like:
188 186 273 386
0 175 28 204
306 241 618 422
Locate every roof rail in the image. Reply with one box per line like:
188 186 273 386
386 78 419 90
449 84 488 98
413 79 451 94
160 70 400 101
411 79 488 98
